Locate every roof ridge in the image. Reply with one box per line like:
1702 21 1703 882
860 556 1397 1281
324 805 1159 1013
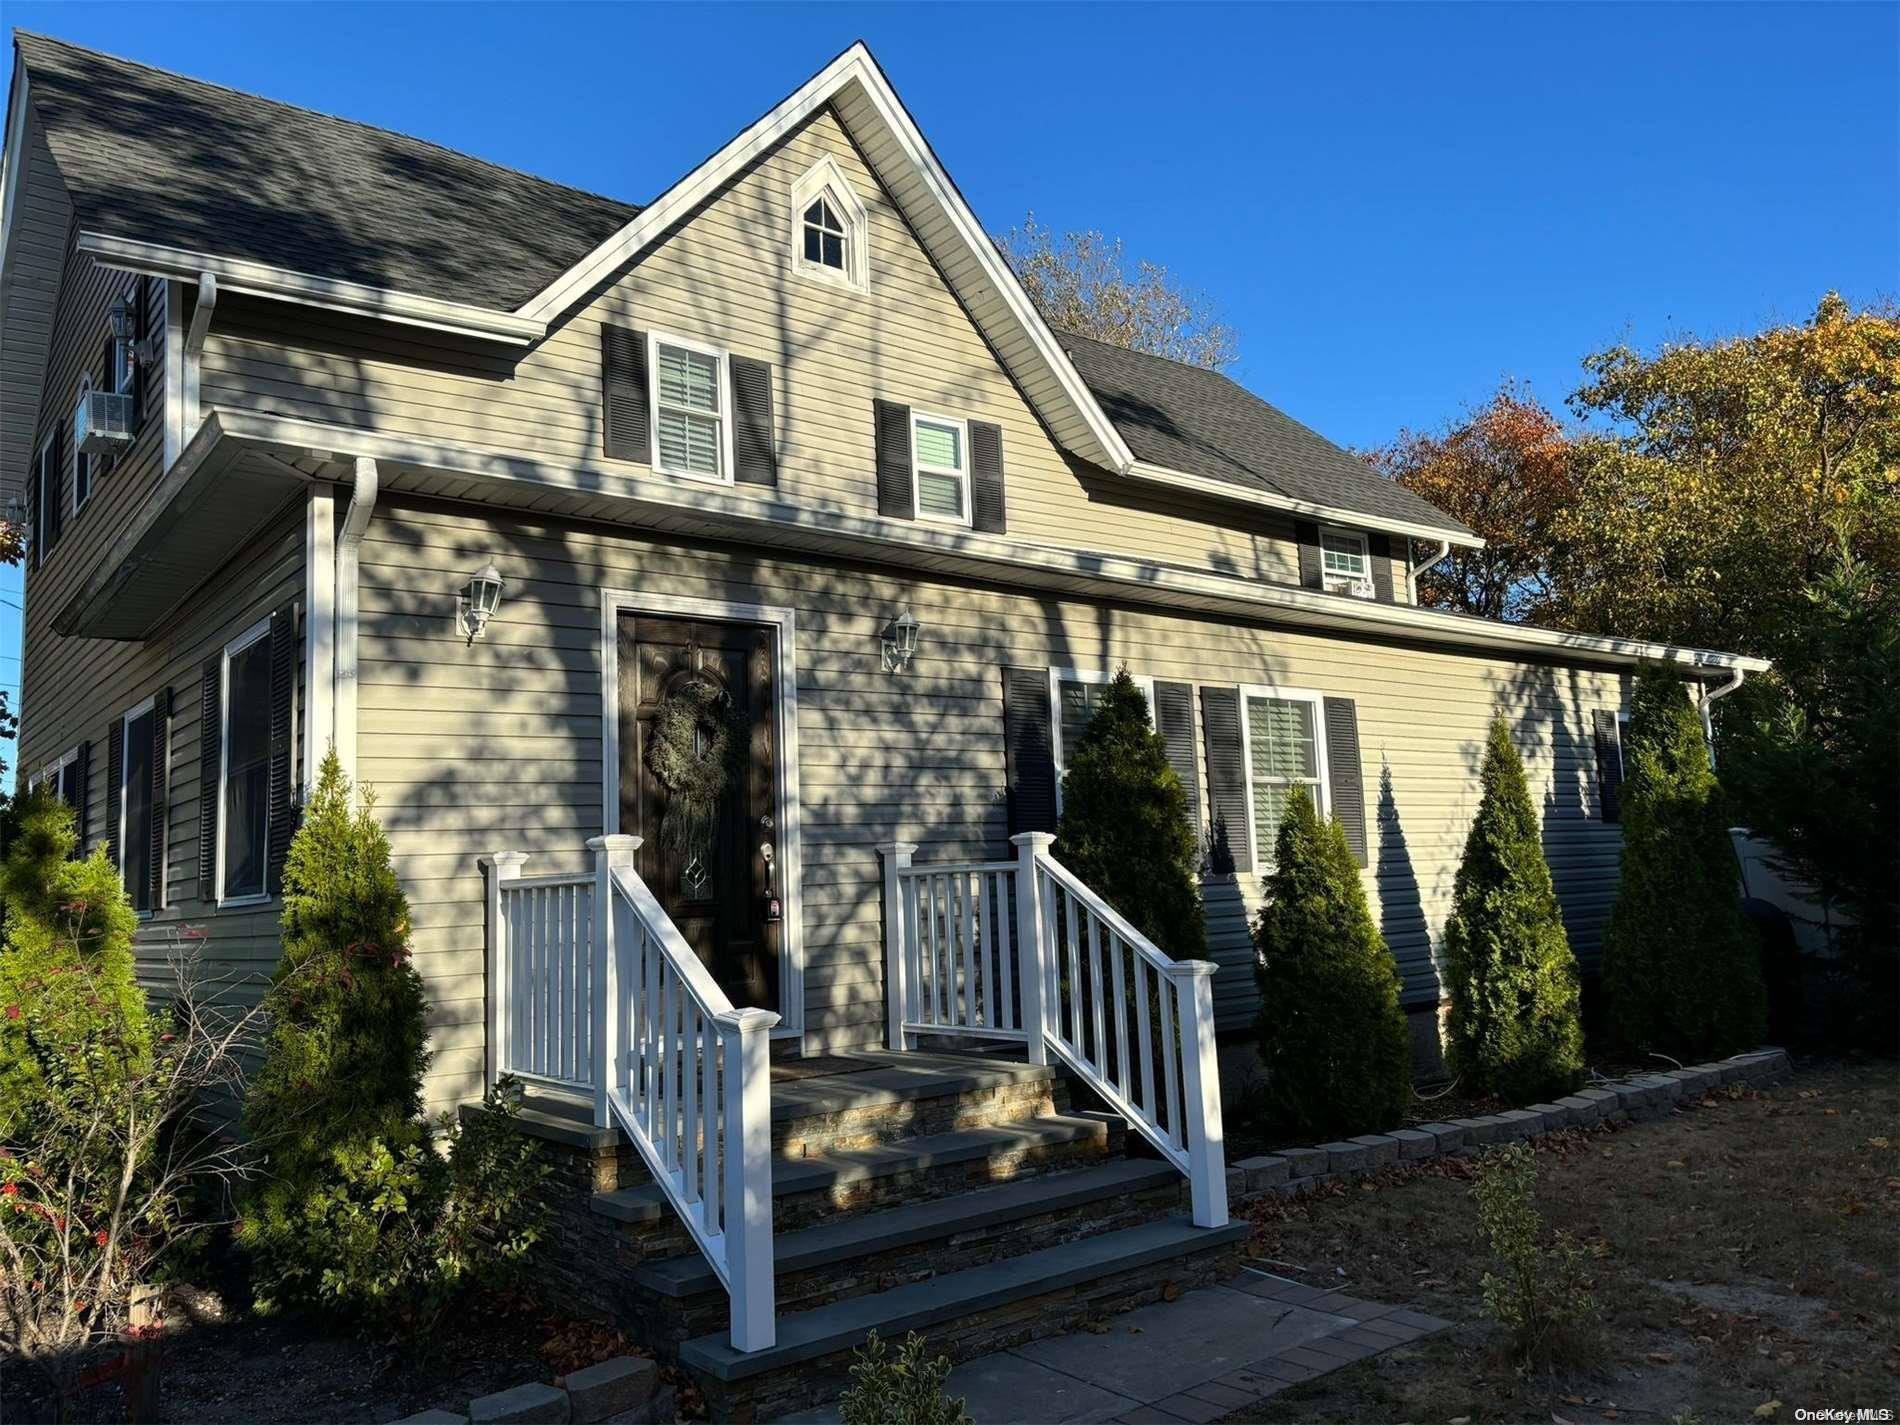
12 28 643 215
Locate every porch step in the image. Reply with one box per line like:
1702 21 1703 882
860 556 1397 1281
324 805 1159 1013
633 1157 1180 1299
769 1050 1062 1156
591 1113 1117 1228
678 1215 1252 1391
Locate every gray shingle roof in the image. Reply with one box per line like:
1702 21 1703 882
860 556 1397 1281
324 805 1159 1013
14 31 641 310
1059 335 1476 539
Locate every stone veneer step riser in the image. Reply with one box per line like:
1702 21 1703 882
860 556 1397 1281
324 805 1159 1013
773 1078 1067 1159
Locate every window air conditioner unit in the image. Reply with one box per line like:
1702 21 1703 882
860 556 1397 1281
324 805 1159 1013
75 390 135 455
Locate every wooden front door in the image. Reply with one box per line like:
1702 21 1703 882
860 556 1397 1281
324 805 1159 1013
618 614 781 1012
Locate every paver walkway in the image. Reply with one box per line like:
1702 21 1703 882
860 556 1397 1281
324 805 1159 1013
779 1269 1450 1424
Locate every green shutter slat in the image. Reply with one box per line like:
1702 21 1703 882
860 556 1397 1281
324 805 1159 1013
1294 519 1321 590
105 717 124 874
730 355 777 487
1199 685 1252 873
601 325 650 464
1368 533 1396 603
1593 709 1623 823
970 420 1006 534
198 657 221 903
1004 666 1056 835
149 687 171 911
1153 681 1203 856
72 740 90 855
265 604 297 895
1323 696 1368 867
874 400 915 519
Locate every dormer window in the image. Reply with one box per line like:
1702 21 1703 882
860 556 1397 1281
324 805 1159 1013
803 196 847 272
1320 528 1374 599
789 157 868 293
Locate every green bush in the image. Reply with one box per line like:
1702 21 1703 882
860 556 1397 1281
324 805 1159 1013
1442 719 1585 1102
241 750 432 1312
1472 1142 1598 1365
1054 669 1205 960
1603 668 1766 1057
1253 786 1411 1138
839 1330 972 1425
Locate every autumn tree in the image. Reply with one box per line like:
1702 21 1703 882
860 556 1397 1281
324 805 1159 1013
997 213 1237 370
1552 292 1900 654
1369 383 1576 621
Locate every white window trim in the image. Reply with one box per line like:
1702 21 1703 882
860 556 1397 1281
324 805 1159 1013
1615 710 1629 779
1048 667 1157 814
73 374 93 515
910 409 973 529
30 746 79 796
118 693 158 916
1237 682 1331 874
788 156 869 294
217 616 274 908
1319 526 1373 600
31 431 53 557
647 330 735 486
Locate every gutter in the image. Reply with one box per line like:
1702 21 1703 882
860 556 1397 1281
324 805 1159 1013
1406 538 1453 606
334 457 379 786
1699 664 1747 764
1123 461 1483 550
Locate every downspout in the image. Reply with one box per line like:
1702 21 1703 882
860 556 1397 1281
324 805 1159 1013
1408 538 1452 606
183 272 217 439
334 457 379 788
1699 664 1746 766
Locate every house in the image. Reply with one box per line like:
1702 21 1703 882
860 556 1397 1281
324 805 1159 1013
1 32 1766 1410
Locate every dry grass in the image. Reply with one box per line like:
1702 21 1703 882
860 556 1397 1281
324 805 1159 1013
1224 1059 1898 1423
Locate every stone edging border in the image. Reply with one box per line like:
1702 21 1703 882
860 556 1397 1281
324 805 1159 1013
393 1354 675 1425
1224 1048 1794 1202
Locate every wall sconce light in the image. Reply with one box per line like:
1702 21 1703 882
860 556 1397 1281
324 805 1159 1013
108 297 135 342
881 608 919 673
458 563 505 644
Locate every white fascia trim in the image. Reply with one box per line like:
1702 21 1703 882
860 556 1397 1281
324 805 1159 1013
514 44 1134 472
208 409 1770 677
74 231 545 346
0 62 30 291
1125 460 1486 549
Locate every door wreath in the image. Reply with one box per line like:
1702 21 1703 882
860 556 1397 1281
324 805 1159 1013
647 673 749 855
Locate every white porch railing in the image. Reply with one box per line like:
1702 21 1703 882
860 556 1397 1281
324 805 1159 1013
483 839 778 1353
483 856 596 1090
880 832 1227 1229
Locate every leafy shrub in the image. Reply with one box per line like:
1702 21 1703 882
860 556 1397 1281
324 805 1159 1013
1603 668 1766 1056
1054 669 1205 961
1253 786 1411 1138
839 1330 972 1425
1442 719 1585 1102
1472 1142 1598 1365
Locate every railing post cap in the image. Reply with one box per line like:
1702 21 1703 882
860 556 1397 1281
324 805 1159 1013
875 840 920 858
586 833 643 853
716 1007 782 1035
1010 832 1057 848
1162 958 1219 979
482 850 529 872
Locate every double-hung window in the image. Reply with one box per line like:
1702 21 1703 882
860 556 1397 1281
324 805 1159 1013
219 619 273 903
802 196 848 273
73 375 93 514
650 335 729 483
1320 529 1373 599
911 411 971 525
1239 686 1329 869
120 696 158 914
31 748 82 810
1049 668 1156 811
31 434 53 558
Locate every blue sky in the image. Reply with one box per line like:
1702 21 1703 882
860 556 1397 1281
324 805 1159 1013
2 2 1894 775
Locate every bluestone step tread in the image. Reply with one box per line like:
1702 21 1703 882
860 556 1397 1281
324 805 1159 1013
634 1158 1180 1296
679 1215 1253 1381
591 1114 1110 1223
769 1057 1054 1122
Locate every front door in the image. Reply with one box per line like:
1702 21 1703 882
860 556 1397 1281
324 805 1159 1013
618 614 781 1012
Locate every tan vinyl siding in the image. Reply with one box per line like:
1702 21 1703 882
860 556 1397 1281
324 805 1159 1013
196 107 1333 591
359 495 1618 1112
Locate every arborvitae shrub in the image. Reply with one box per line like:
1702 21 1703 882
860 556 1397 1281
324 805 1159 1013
1442 719 1585 1102
1602 668 1767 1056
241 751 429 1310
1253 786 1411 1138
1054 669 1205 961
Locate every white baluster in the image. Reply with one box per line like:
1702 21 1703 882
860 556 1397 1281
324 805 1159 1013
878 841 918 1051
1133 955 1155 1125
1087 913 1108 1077
682 1005 700 1204
719 1006 780 1352
1010 833 1054 1067
1108 932 1129 1099
586 836 639 1127
1157 971 1181 1148
994 871 1016 1033
1164 960 1227 1228
480 852 527 1090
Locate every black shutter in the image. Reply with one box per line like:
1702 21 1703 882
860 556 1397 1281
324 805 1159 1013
874 400 915 519
970 420 1006 534
1323 696 1368 866
1199 686 1252 873
265 603 298 895
1368 533 1396 604
198 657 221 903
149 687 171 911
105 718 124 872
44 424 62 552
1152 681 1202 850
730 355 777 487
27 443 39 572
1593 709 1624 823
1294 519 1322 589
1003 666 1056 836
72 740 90 854
601 325 650 464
